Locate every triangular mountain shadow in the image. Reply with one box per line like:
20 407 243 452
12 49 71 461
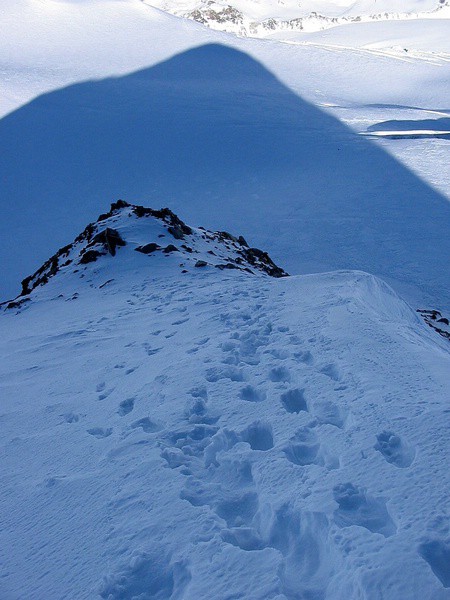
1 43 449 308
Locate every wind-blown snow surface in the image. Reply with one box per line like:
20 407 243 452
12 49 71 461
1 0 450 309
1 208 450 599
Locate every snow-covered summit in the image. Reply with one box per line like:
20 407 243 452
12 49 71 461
4 200 287 310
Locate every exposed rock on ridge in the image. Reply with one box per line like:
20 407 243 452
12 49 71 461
5 200 288 308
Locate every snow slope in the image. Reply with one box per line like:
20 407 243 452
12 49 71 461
1 204 449 599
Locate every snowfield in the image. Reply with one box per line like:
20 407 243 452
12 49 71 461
1 204 450 599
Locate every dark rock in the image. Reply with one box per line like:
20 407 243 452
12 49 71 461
90 228 126 257
168 225 185 240
99 279 114 289
163 245 179 254
217 231 239 244
215 263 240 271
6 297 31 310
417 309 450 342
111 199 130 211
58 243 73 257
97 200 129 221
74 223 95 244
10 200 288 305
21 275 33 296
242 247 288 278
132 206 192 236
133 205 154 218
136 243 160 254
79 250 103 264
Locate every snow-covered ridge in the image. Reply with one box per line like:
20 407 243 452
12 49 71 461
1 252 450 598
4 200 287 309
145 0 450 37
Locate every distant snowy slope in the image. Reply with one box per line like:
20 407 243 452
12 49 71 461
1 206 449 599
146 0 450 36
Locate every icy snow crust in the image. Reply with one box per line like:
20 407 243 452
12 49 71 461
1 216 450 598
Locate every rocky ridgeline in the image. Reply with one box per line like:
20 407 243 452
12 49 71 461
417 309 450 341
4 200 288 309
157 0 450 37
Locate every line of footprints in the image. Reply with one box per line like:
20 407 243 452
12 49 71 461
76 295 447 595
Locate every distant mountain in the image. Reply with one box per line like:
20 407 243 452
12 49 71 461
146 0 449 36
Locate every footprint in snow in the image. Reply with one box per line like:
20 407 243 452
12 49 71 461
98 386 114 401
284 428 322 466
240 421 274 451
62 412 80 423
269 366 291 382
143 344 162 356
117 398 135 416
294 350 314 365
130 418 161 433
319 363 342 382
333 482 396 537
419 539 450 588
87 427 113 439
172 317 189 326
418 517 450 588
281 389 308 414
374 431 415 468
239 385 266 403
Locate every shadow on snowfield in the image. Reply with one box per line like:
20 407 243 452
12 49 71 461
1 43 449 307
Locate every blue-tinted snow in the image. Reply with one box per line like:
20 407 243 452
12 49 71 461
1 44 450 310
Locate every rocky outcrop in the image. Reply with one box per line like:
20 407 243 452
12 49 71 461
417 309 450 341
6 200 288 307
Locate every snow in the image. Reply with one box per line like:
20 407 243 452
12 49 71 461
1 2 450 597
149 0 444 22
1 205 450 599
146 0 449 36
